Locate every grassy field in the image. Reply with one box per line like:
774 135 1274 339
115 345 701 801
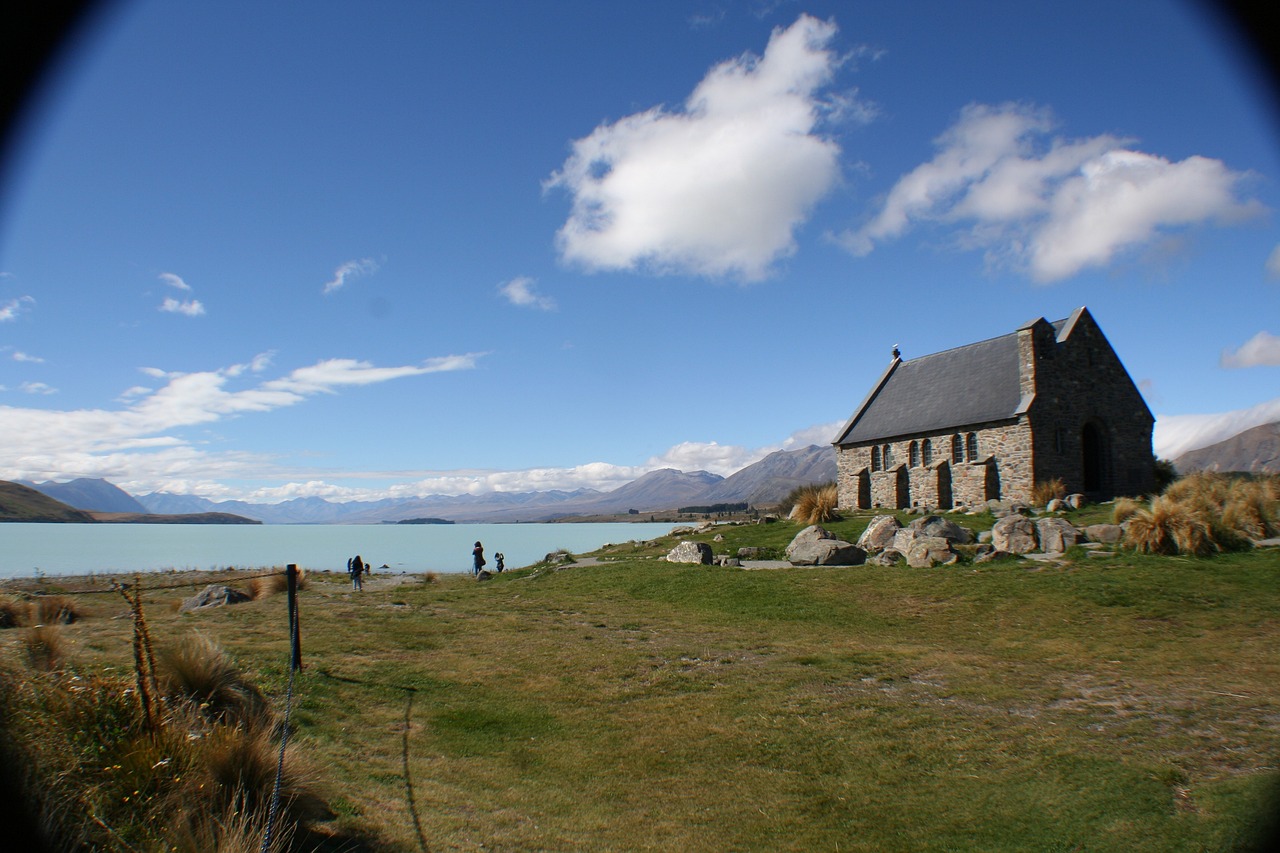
3 511 1279 851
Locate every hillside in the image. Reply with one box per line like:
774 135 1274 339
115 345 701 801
1173 421 1280 474
18 477 148 513
0 481 97 522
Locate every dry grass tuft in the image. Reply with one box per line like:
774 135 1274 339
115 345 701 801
1031 478 1067 506
424 571 439 584
1112 497 1142 524
23 624 67 671
248 567 306 600
33 595 83 626
790 482 840 526
0 596 29 629
1119 472 1279 556
159 634 271 730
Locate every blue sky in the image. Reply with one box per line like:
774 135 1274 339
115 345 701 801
1 0 1278 502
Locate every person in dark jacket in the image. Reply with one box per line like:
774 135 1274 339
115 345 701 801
350 554 365 590
472 541 485 576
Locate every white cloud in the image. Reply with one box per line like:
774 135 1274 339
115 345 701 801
498 276 556 310
158 272 191 291
322 258 379 294
1221 331 1280 368
20 382 57 395
0 353 483 490
546 14 848 280
11 351 43 363
1153 396 1280 459
0 295 35 321
1267 244 1280 279
841 102 1264 281
159 296 205 316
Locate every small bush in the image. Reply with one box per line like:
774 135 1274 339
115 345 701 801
1031 478 1067 506
1112 497 1142 524
424 571 439 584
789 482 840 526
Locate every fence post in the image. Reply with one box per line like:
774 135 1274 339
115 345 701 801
286 564 302 671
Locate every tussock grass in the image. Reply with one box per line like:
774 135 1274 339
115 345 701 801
1031 477 1067 506
788 481 840 525
158 634 272 729
22 624 67 671
1113 496 1142 524
1120 472 1279 556
0 596 28 628
248 568 306 600
33 594 82 625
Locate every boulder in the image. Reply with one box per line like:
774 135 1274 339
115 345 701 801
1036 517 1081 553
737 546 762 559
991 515 1039 554
180 585 251 612
788 539 867 566
907 515 974 545
1065 493 1086 510
1083 523 1124 545
867 549 903 567
857 515 902 552
1045 498 1065 513
974 549 1013 564
904 536 958 568
666 541 713 564
977 530 993 544
713 555 741 567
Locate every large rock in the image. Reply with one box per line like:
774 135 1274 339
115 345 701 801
666 541 713 564
857 515 902 552
1083 523 1123 545
1065 493 1086 510
991 515 1039 554
180 585 251 612
907 515 974 545
867 549 903 567
787 525 865 565
904 536 958 568
1036 518 1082 553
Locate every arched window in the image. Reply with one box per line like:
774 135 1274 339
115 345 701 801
966 432 979 462
870 445 881 472
952 434 963 463
882 443 893 468
922 438 933 466
909 441 920 468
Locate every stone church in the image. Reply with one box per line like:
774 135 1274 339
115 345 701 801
832 307 1155 510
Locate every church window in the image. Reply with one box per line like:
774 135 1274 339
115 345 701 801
922 438 933 466
966 432 979 462
951 434 963 463
909 441 920 467
870 445 881 472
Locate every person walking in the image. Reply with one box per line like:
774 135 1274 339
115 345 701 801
351 554 365 590
472 541 486 577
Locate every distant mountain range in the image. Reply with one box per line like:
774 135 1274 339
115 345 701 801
1173 421 1280 475
18 444 839 524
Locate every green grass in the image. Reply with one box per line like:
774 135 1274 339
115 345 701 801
2 525 1278 851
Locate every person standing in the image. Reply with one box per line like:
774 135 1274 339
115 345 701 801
472 541 485 577
351 554 365 590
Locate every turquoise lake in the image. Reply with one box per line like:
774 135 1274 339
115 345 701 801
0 522 681 578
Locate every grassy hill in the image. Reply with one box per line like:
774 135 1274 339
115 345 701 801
0 480 96 522
2 513 1278 851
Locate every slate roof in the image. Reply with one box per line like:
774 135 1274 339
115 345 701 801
833 316 1069 446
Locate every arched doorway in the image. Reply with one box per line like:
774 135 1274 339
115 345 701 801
1082 422 1107 495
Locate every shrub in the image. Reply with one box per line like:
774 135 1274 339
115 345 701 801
1112 497 1142 525
789 482 840 526
1031 478 1067 506
1123 495 1218 557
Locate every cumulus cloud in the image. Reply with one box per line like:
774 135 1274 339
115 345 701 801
322 258 379 294
1221 331 1280 368
0 353 484 491
841 102 1264 281
160 297 205 316
20 382 57 395
0 295 35 321
546 14 849 280
499 276 556 310
158 272 191 291
1153 396 1280 459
